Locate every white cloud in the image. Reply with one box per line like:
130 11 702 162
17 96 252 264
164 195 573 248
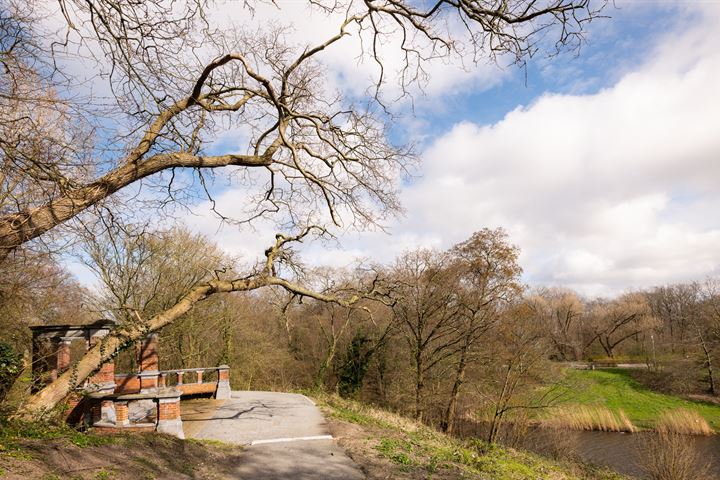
176 2 720 298
209 1 507 105
380 2 720 296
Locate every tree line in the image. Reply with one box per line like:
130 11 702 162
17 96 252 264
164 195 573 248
5 221 718 441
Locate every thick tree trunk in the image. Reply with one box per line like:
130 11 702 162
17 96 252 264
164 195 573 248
442 341 469 434
18 281 217 416
17 268 358 416
315 340 338 389
414 352 424 421
698 330 716 395
0 152 270 261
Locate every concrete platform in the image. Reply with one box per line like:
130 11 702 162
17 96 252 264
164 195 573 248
186 391 365 479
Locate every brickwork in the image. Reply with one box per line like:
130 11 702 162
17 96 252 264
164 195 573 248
57 339 72 372
178 383 216 396
90 401 102 423
114 375 141 393
138 334 159 372
140 374 158 391
115 401 129 425
158 401 180 420
64 394 88 424
90 361 115 385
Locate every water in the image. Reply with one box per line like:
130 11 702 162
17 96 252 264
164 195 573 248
524 429 720 479
454 420 720 479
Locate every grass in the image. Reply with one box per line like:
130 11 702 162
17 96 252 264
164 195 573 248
315 393 626 480
0 419 115 453
555 369 720 431
0 420 245 479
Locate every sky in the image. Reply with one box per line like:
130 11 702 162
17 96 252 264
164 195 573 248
58 1 720 298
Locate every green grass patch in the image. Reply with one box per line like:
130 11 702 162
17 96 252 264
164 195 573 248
559 369 720 430
0 419 115 454
314 393 625 479
375 438 414 465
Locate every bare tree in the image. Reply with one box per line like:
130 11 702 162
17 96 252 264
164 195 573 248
481 301 557 444
647 284 699 355
3 0 607 414
391 248 461 421
530 287 585 361
79 222 231 323
441 228 523 434
17 227 375 415
0 0 606 259
585 293 658 359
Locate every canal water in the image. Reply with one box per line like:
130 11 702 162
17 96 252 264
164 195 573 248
455 420 720 479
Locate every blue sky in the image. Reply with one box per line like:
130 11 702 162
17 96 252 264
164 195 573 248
62 1 720 297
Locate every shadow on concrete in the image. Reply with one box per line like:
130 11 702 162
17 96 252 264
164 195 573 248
233 440 365 480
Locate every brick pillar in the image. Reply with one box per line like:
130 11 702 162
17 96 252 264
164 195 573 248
177 372 184 385
196 370 203 384
115 401 129 426
91 400 102 424
215 365 231 400
137 333 159 392
57 337 73 373
156 394 184 438
88 334 116 394
138 333 159 371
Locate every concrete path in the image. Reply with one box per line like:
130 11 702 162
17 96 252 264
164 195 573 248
186 391 365 480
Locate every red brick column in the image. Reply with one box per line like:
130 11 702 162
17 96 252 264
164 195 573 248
156 393 184 438
138 333 159 392
91 400 102 423
88 333 116 395
138 333 159 371
57 338 73 373
115 401 129 426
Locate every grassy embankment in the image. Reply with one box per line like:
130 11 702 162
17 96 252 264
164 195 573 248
545 369 720 434
314 393 626 480
0 420 244 479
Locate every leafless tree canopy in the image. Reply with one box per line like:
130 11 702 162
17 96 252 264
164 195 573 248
0 0 606 259
1 0 608 414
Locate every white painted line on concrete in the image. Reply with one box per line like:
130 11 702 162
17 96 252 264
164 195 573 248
301 395 316 406
250 435 333 445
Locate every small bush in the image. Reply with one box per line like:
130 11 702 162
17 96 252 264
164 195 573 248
0 342 22 403
638 431 709 480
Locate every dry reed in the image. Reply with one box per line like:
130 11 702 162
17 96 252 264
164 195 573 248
656 408 713 436
543 405 636 432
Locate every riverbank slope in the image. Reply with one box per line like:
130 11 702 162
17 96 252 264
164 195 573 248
558 369 720 430
314 393 626 480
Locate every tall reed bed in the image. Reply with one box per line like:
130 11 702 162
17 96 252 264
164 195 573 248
543 405 636 432
656 408 713 436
